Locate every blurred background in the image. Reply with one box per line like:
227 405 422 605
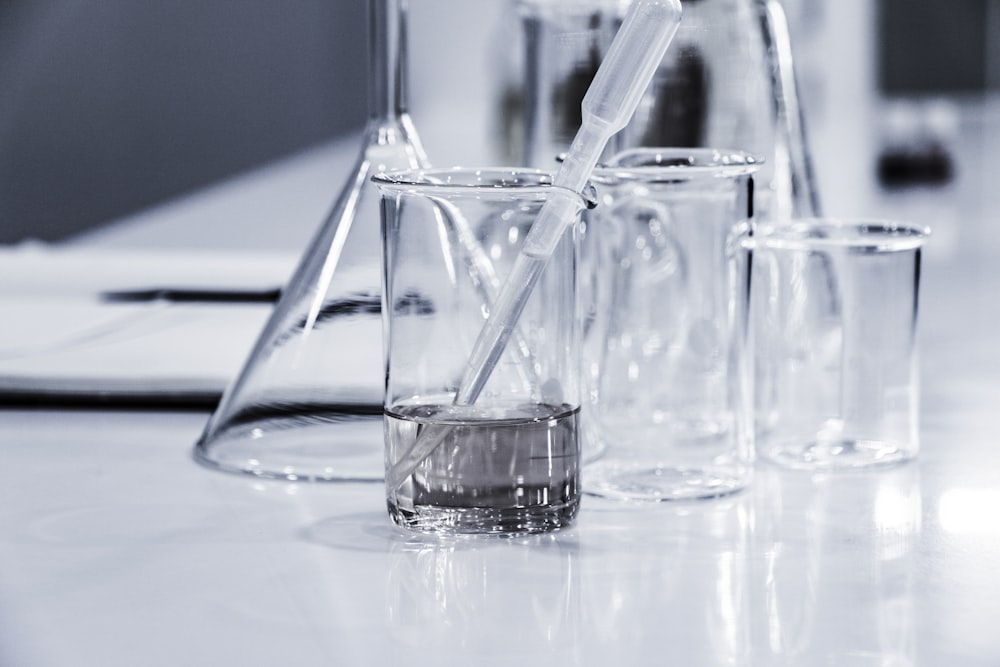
0 1 367 243
2 0 999 245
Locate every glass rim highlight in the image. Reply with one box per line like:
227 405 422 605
371 166 597 207
742 218 931 253
592 147 763 183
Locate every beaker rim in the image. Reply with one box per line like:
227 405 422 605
741 218 931 253
592 148 763 182
372 166 597 207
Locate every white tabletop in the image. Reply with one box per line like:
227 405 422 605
3 101 1000 664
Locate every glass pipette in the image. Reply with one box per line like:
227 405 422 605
387 0 683 491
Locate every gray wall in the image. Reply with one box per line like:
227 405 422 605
0 1 368 244
3 0 998 244
878 0 1000 94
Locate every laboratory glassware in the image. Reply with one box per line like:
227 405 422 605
194 0 428 481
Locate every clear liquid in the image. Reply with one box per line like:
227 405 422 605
385 402 581 534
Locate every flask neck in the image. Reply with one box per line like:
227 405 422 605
368 0 410 122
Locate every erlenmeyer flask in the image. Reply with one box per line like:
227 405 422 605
513 0 821 220
193 0 428 481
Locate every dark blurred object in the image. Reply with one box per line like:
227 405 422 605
876 99 957 189
0 1 367 244
518 2 613 168
548 11 602 149
877 145 954 188
639 44 708 148
878 0 992 94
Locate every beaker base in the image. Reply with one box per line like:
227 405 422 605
387 499 579 536
583 462 748 501
194 410 385 482
758 438 916 471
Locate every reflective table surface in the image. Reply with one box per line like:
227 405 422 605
3 98 1000 664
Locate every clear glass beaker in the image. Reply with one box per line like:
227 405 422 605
193 0 428 481
582 148 759 501
742 219 929 470
375 167 589 534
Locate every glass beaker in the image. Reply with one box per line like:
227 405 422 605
742 219 929 470
193 0 428 481
582 148 758 501
375 167 590 534
512 0 820 221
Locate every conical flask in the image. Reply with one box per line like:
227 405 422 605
193 0 428 481
513 0 821 220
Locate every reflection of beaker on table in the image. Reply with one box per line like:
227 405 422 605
748 466 920 665
577 496 752 664
385 534 580 659
193 0 428 481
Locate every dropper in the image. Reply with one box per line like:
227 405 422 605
387 0 683 490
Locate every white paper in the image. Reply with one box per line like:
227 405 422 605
0 246 297 404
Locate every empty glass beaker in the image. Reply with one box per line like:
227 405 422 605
193 0 428 481
742 219 929 470
582 148 758 501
